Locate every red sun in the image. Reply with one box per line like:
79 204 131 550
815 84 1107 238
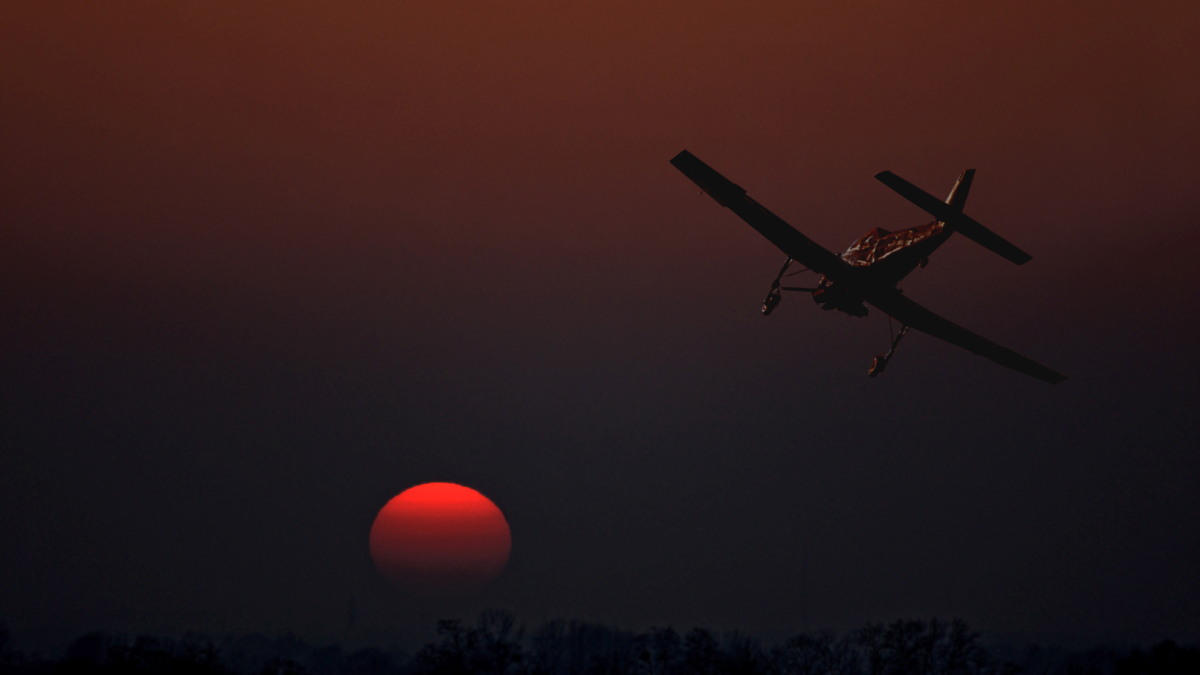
369 483 512 597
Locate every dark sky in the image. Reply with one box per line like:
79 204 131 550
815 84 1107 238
2 0 1198 651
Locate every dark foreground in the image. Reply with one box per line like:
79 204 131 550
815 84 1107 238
2 614 1196 675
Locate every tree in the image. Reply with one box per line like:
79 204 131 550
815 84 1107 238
638 627 682 675
1116 640 1200 675
411 611 525 675
683 629 722 675
721 632 766 675
855 619 1002 675
473 610 525 675
773 631 859 675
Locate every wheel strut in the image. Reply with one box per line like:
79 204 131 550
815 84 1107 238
868 323 910 377
761 258 792 315
762 258 816 315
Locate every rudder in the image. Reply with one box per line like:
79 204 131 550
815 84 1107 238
945 169 974 211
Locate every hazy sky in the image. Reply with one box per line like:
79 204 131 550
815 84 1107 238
1 0 1197 651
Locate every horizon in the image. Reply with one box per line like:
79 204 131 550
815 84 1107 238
4 610 1192 667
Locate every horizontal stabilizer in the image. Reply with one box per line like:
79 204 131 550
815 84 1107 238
875 171 954 221
954 214 1032 265
874 170 1032 265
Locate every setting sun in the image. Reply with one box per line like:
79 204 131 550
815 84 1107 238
369 483 512 598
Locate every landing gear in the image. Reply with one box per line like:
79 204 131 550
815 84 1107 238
761 257 817 315
762 287 782 315
761 257 791 315
869 319 910 377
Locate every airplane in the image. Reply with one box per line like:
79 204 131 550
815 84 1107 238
669 150 1067 384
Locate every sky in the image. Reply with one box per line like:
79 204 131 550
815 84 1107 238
1 0 1198 652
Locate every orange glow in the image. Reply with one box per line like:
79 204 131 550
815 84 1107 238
369 483 511 597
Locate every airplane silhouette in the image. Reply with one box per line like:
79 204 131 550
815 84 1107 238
670 150 1066 384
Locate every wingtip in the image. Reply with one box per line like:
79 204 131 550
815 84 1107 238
1036 366 1068 384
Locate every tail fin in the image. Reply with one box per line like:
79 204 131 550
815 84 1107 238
874 169 1033 265
945 169 974 211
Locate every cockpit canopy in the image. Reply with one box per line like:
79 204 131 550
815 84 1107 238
841 223 942 266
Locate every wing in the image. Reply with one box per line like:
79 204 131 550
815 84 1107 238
671 150 851 279
869 291 1067 384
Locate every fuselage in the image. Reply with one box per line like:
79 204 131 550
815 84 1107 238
811 220 952 316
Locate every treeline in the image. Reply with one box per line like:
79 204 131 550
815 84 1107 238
2 614 1197 675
